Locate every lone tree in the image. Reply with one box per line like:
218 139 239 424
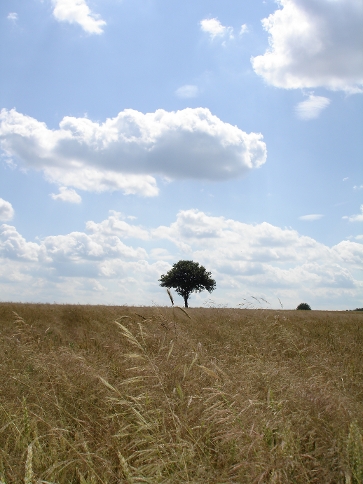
159 260 216 308
296 302 311 310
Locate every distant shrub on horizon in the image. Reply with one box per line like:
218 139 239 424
296 302 312 310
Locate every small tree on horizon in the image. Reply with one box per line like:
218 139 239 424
296 302 311 310
159 260 216 308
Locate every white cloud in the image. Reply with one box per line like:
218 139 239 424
153 210 362 305
153 209 334 266
200 18 234 40
295 95 330 120
51 187 82 203
52 0 106 35
333 240 363 266
86 211 149 240
0 224 41 261
175 85 199 98
7 13 18 21
0 108 267 196
353 185 363 190
299 214 324 221
343 205 363 222
43 230 147 263
0 209 362 308
343 177 349 181
239 24 249 35
0 199 14 222
252 0 363 93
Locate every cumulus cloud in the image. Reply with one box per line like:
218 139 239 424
154 210 362 304
175 85 199 98
200 18 234 40
0 199 14 221
51 187 82 203
0 214 147 267
299 214 324 221
252 0 363 93
295 95 330 120
343 205 363 222
43 231 147 263
52 0 106 35
0 209 362 308
0 224 41 261
153 209 334 266
0 108 267 196
0 215 162 303
333 240 363 266
86 211 149 240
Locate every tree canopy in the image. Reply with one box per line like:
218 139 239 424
159 260 216 308
296 303 311 310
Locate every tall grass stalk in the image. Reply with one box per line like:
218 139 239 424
347 421 363 483
24 444 33 484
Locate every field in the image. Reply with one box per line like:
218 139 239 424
0 303 362 483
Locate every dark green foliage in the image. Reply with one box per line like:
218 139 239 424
159 260 216 307
297 303 312 310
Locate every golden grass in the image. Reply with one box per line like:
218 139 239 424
0 303 362 483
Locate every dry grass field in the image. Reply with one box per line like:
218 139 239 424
0 303 362 483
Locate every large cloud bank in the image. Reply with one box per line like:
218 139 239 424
0 209 362 309
0 108 267 197
252 0 363 93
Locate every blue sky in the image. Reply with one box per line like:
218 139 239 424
0 0 362 309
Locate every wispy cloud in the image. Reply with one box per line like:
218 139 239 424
50 187 82 204
7 12 18 21
200 18 233 40
52 0 106 35
175 85 199 98
239 24 249 35
299 214 324 221
295 95 330 120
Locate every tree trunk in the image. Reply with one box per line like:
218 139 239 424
184 295 189 308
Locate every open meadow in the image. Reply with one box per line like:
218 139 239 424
0 303 362 483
